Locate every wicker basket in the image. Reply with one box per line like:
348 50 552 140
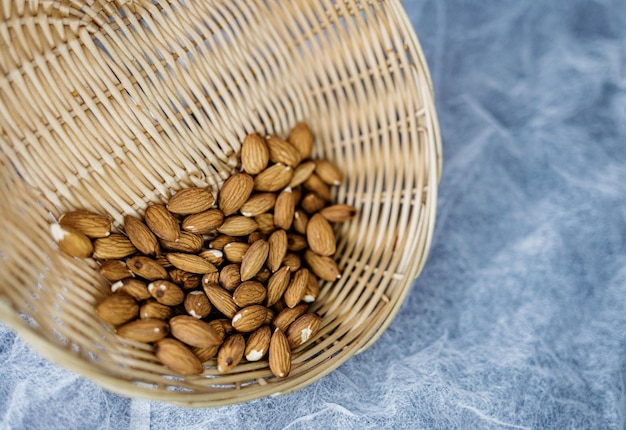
0 0 441 407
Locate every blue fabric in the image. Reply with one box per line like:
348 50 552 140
2 1 625 428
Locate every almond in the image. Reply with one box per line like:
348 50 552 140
50 224 93 259
59 210 111 238
284 268 309 308
240 239 269 281
303 272 320 303
127 255 169 280
93 233 137 259
286 233 308 252
145 204 180 242
219 263 242 291
255 267 271 283
96 293 138 326
139 300 172 320
253 163 294 192
315 159 342 186
239 193 276 217
244 325 271 361
192 345 220 363
170 315 223 347
124 215 160 256
304 249 341 281
306 213 336 256
267 229 288 273
231 305 268 333
300 192 327 214
209 234 239 250
223 242 250 264
116 318 169 343
99 259 133 282
182 209 224 234
155 338 204 375
169 269 201 290
148 280 185 306
292 210 308 235
288 122 314 159
203 282 239 319
111 278 150 301
303 173 332 201
218 173 254 216
166 253 217 274
269 328 291 378
247 231 265 244
266 135 301 167
217 334 245 373
198 249 224 266
273 187 297 230
159 231 204 253
266 266 291 307
184 290 212 319
241 133 269 175
217 215 258 236
288 160 316 188
272 303 308 332
167 187 215 215
254 213 276 235
287 313 322 349
282 252 302 271
319 204 357 222
233 281 267 307
202 271 219 286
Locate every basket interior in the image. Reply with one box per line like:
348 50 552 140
0 0 441 406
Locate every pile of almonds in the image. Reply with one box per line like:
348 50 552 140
51 123 357 378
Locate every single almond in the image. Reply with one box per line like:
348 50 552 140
253 163 294 192
288 122 314 159
303 173 332 201
59 210 111 238
167 187 215 215
303 272 320 303
127 255 169 280
170 315 223 347
148 280 185 306
239 193 276 217
184 290 212 319
232 305 268 333
139 300 172 320
111 278 151 301
217 215 259 236
218 173 254 216
124 215 160 256
233 281 267 308
219 263 243 291
99 260 133 282
209 234 239 250
155 338 204 375
217 334 245 373
223 242 250 264
300 192 327 213
272 303 309 332
96 293 138 326
160 231 204 253
284 268 309 308
292 210 308 235
254 213 276 235
182 209 224 234
282 252 302 271
240 239 269 281
273 187 297 230
269 328 291 378
116 318 169 343
198 249 224 266
315 159 342 186
247 231 265 244
166 253 217 274
244 325 272 361
266 135 302 167
267 229 288 273
288 160 317 188
241 133 270 175
266 266 291 307
169 269 201 290
145 204 180 242
202 271 219 286
192 344 220 363
306 213 336 256
255 267 271 283
319 204 357 223
287 313 322 349
304 249 341 281
93 233 137 259
286 233 308 252
50 224 93 259
203 282 239 319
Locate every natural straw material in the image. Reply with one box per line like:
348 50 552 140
0 0 441 406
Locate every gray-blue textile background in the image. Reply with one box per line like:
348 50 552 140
2 1 625 428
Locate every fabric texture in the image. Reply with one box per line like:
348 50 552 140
1 1 625 428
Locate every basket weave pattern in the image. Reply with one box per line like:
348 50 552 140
0 0 441 406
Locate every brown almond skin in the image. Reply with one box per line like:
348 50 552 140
217 216 259 236
292 210 308 235
303 272 320 303
217 334 245 373
223 242 250 264
160 231 204 253
269 328 291 378
145 204 180 242
218 173 254 216
267 229 288 273
51 224 93 259
127 256 169 280
209 235 239 251
272 303 309 332
124 214 160 256
96 293 138 326
306 213 336 257
282 252 302 271
169 269 201 290
155 338 204 375
203 282 239 319
239 193 277 217
139 300 172 320
99 260 133 282
253 163 294 192
287 313 322 349
266 135 302 167
192 344 220 363
284 268 309 308
167 187 215 215
245 325 272 361
286 233 308 252
59 210 111 238
116 318 169 343
93 233 137 260
184 290 212 319
241 133 270 175
148 280 185 306
288 160 316 188
303 173 332 201
198 249 224 266
240 239 269 281
181 209 225 235
219 263 243 291
273 188 297 230
304 250 341 281
300 192 327 214
231 305 268 333
319 204 358 223
170 315 223 347
166 253 218 274
254 213 276 235
233 281 267 307
288 122 314 160
266 266 291 307
315 159 342 185
111 278 151 301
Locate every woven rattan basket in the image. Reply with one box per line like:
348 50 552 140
0 0 441 406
